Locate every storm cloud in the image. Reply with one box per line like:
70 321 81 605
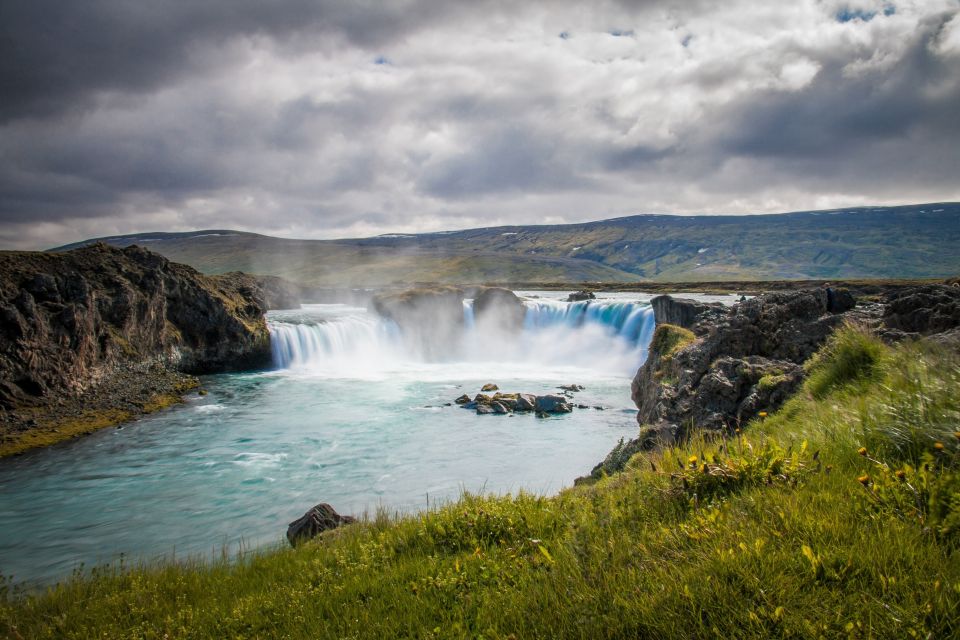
1 0 958 248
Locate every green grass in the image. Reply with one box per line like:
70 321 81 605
650 323 696 360
3 328 959 638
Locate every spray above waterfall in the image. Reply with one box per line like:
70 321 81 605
268 292 657 377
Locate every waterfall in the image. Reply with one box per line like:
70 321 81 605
267 296 657 376
522 300 655 346
268 308 401 370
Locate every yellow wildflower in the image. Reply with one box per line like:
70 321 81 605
758 411 768 417
894 470 906 481
934 442 945 451
857 447 867 456
857 474 871 486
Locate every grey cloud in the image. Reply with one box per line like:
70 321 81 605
0 0 958 249
0 0 446 123
711 13 960 160
418 126 589 198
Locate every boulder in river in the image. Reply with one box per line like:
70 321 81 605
515 394 537 412
567 290 596 302
481 383 499 392
535 394 573 413
454 394 471 404
286 503 357 547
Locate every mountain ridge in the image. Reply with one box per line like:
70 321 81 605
51 202 960 285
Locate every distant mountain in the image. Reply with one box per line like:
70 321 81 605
54 203 960 285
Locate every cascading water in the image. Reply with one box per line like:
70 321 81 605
267 294 657 377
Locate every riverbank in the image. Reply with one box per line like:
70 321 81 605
0 365 200 457
2 327 958 638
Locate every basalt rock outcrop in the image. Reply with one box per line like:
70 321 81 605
882 284 960 337
286 503 357 547
631 288 862 444
0 243 274 454
372 285 526 357
586 284 960 481
649 295 726 334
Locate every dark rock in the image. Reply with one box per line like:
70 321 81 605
461 401 478 410
567 290 596 302
826 287 856 313
481 383 499 392
558 384 584 392
371 286 465 359
515 393 537 412
492 392 519 410
0 244 271 417
474 393 492 405
473 287 526 333
476 404 495 415
454 394 471 404
286 503 356 547
650 295 726 334
491 402 509 414
535 394 573 413
883 285 960 335
630 288 862 447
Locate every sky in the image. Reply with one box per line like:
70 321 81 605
1 0 959 250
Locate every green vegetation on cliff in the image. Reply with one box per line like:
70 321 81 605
3 329 959 638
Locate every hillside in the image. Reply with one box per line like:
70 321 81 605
54 203 960 285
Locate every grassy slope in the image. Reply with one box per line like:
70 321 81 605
3 328 959 639
54 203 960 285
54 233 643 286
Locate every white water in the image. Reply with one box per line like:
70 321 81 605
268 294 656 378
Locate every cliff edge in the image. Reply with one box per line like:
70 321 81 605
587 284 960 480
0 243 274 456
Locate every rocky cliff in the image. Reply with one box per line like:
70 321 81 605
587 284 960 481
0 243 276 456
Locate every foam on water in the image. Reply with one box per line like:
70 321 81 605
267 294 657 377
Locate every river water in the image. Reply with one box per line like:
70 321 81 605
0 291 732 586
